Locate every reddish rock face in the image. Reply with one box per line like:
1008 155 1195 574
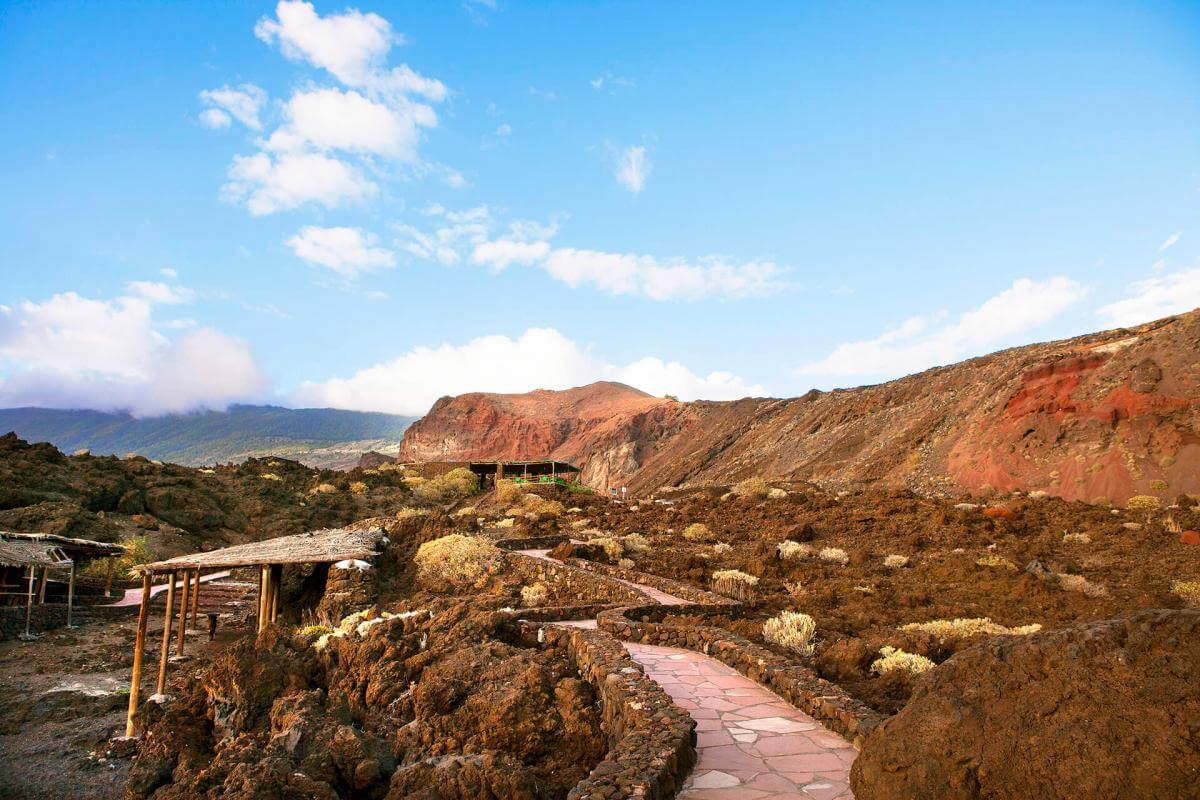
397 310 1200 502
1181 530 1200 546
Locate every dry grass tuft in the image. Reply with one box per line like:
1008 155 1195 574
767 487 789 500
976 553 1017 571
589 536 626 561
777 541 812 561
414 534 501 588
871 647 935 675
901 617 1041 640
818 547 849 565
349 481 368 495
622 533 652 554
1062 532 1091 544
311 482 337 494
732 477 770 499
712 569 759 600
395 507 428 520
1126 495 1161 512
1171 581 1200 606
683 523 712 542
712 542 732 556
883 554 909 569
763 611 817 656
1058 572 1108 597
520 583 549 607
415 467 479 503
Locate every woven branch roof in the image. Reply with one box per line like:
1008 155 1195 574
0 539 73 569
139 527 386 573
1 531 124 559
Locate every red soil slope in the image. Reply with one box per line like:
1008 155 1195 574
397 310 1200 502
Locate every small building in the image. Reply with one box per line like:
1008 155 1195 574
466 460 582 490
0 532 123 638
124 526 386 737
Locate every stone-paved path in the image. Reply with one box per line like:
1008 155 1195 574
516 549 856 799
107 570 231 607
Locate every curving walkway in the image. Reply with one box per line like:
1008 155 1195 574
516 549 856 799
106 570 231 607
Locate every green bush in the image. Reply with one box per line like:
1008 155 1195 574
415 468 480 503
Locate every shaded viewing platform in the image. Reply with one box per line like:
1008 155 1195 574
0 531 124 638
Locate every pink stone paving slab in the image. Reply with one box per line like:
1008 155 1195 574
514 548 857 799
107 570 232 607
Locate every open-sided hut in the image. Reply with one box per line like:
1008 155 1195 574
0 531 123 637
124 526 386 737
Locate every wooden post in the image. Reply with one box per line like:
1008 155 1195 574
66 562 75 628
125 572 152 737
23 565 34 638
156 571 176 696
103 557 115 597
257 565 268 632
176 570 190 653
270 564 283 622
38 566 49 604
189 569 200 629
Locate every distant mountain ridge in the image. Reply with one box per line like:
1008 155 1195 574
0 405 416 469
397 310 1200 503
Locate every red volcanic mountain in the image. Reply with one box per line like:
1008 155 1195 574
396 310 1200 502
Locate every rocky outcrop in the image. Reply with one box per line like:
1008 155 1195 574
849 609 1200 800
397 310 1200 502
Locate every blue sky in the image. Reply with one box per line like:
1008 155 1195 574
1 0 1198 416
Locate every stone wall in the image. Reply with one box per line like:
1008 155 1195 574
513 620 697 800
504 552 651 607
561 556 733 605
597 604 885 747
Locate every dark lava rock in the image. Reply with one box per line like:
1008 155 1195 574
850 608 1200 800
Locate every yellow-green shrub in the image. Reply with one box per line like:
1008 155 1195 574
1126 495 1161 511
871 646 934 675
415 468 480 503
900 617 1040 640
732 477 770 499
414 534 501 588
683 523 712 542
763 611 817 656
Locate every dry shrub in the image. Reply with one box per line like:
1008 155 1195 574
414 534 501 589
617 558 636 570
1171 580 1200 606
976 554 1017 571
777 541 812 561
884 554 909 569
762 611 817 656
712 542 732 556
454 505 477 517
1149 479 1169 491
622 533 652 554
818 547 849 565
712 569 758 600
493 517 515 529
901 617 1041 640
521 493 565 517
395 507 428 520
1062 532 1091 544
1058 572 1107 598
494 480 524 504
732 477 770 499
311 482 337 494
415 467 479 503
871 646 934 675
589 537 625 560
1126 495 1161 512
520 583 549 607
568 518 592 530
683 523 712 542
260 472 283 481
376 462 405 473
349 481 368 495
767 487 789 500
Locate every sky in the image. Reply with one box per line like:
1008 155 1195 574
1 0 1199 417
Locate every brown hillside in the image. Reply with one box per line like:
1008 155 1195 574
397 311 1200 502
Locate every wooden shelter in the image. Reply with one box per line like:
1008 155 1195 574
468 460 582 489
0 532 123 638
124 527 386 737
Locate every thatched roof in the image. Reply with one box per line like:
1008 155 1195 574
0 539 73 569
139 527 386 573
0 531 124 559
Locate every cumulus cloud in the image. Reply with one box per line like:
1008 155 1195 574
615 145 650 194
397 206 788 301
292 327 763 415
799 276 1086 382
223 150 376 216
1096 268 1200 327
0 289 266 416
199 84 267 130
214 1 447 215
286 225 396 277
125 281 195 304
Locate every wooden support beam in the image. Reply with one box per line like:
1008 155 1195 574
125 572 152 737
156 571 176 696
176 570 190 653
38 566 49 604
66 562 75 628
270 564 283 622
190 568 200 629
257 565 268 632
23 566 34 638
103 557 115 598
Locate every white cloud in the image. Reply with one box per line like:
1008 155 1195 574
1096 268 1200 327
215 1 447 215
199 108 232 129
199 84 267 130
1159 231 1182 252
590 72 634 92
292 327 762 415
0 290 266 416
266 86 437 162
615 145 650 194
125 281 194 304
160 268 179 279
222 150 376 216
286 225 396 277
799 276 1085 381
398 206 788 301
470 239 551 271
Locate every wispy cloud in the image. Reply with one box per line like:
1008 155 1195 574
614 144 651 195
1097 267 1200 327
1159 231 1182 252
286 225 397 277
